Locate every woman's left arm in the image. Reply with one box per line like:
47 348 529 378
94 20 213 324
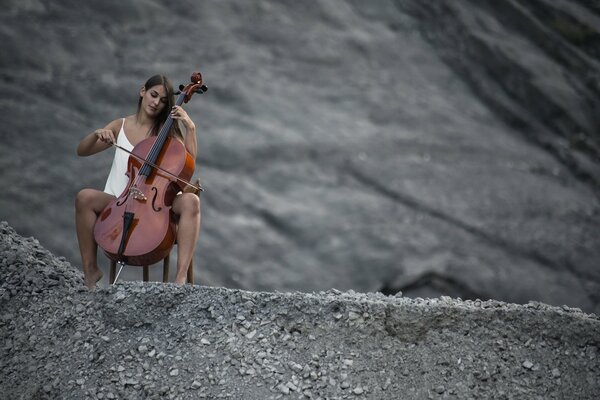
171 105 197 159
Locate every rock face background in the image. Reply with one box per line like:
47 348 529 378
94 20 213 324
0 1 599 312
1 222 599 399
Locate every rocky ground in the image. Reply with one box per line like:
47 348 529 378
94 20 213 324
1 221 598 399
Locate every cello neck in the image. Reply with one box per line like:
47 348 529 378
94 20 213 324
139 92 187 177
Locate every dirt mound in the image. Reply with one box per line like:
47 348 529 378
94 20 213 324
1 221 598 399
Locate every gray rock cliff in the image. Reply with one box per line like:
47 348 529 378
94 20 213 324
0 0 599 314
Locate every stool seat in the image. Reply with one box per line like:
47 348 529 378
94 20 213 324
108 252 194 284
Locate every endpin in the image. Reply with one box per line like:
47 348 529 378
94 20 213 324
113 261 126 284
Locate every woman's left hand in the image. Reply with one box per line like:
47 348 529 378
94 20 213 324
171 105 195 130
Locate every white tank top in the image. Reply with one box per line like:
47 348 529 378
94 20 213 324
103 118 134 196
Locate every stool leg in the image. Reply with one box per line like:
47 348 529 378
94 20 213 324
109 260 116 284
187 259 194 285
143 266 149 282
163 254 170 283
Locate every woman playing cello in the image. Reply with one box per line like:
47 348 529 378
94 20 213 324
75 74 201 290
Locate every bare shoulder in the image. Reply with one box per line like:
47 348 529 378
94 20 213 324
105 117 128 136
123 114 137 124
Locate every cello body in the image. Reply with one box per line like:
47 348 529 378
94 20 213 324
94 136 195 266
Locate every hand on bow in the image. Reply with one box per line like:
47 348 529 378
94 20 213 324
94 128 116 145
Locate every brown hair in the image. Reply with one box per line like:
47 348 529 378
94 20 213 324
137 74 183 139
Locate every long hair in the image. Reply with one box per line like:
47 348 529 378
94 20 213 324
137 74 183 140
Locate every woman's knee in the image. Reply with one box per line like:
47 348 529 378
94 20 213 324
75 188 97 211
75 189 111 212
178 193 200 215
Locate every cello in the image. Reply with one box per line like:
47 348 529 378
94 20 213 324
93 72 207 272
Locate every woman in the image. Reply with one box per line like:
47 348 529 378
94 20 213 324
75 74 201 290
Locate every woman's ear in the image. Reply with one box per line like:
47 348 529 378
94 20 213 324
139 86 146 98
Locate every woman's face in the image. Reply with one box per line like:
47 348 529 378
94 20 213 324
140 84 168 118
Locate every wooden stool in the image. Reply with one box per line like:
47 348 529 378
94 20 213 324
108 252 194 284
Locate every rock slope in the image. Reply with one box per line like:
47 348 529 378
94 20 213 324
1 222 598 399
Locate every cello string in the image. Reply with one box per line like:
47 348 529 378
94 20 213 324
112 143 202 191
120 91 198 206
128 124 156 206
144 92 185 171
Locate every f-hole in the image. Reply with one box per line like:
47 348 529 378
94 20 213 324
116 192 130 207
151 187 162 212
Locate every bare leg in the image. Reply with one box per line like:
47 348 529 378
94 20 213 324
171 193 201 284
75 189 115 290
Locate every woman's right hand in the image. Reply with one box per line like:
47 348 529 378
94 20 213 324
78 119 122 157
94 128 116 144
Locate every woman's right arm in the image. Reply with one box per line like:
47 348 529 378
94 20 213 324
77 119 122 157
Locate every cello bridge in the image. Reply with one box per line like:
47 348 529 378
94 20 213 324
129 185 147 201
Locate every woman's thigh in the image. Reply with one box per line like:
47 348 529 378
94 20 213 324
76 188 116 214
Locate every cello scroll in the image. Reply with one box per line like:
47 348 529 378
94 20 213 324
177 71 208 103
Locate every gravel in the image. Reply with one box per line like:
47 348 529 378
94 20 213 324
1 221 599 399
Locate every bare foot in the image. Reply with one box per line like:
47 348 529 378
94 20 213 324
174 275 187 285
84 267 103 290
